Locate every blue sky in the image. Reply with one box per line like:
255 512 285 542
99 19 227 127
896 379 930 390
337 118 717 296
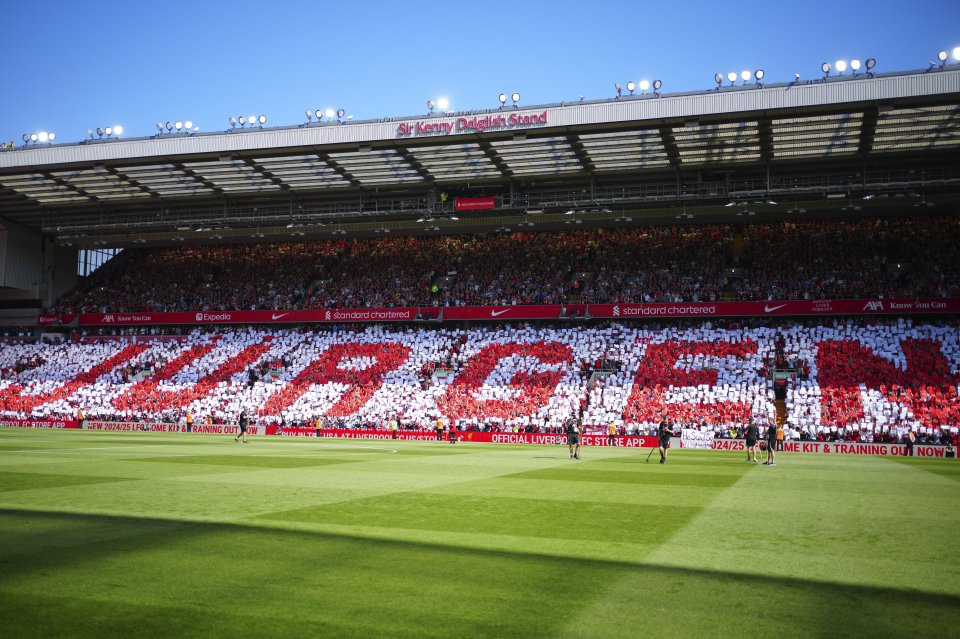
1 0 958 143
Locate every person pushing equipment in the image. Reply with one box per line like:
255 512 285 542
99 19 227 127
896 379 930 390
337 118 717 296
658 420 678 464
566 417 581 460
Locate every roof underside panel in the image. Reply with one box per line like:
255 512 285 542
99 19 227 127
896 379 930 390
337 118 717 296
183 159 282 193
409 143 503 181
771 113 862 159
116 164 216 197
490 137 584 175
577 130 670 170
327 149 424 185
672 121 761 164
252 155 351 190
872 104 960 152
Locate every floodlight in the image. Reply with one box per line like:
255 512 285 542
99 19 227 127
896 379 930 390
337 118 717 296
615 83 622 97
865 58 876 70
247 115 255 126
821 62 831 75
511 92 520 104
238 116 246 125
953 46 960 61
652 79 662 90
714 73 723 86
105 127 112 136
639 80 650 91
30 134 38 142
21 133 29 143
336 108 345 118
755 69 764 80
182 122 190 130
498 93 507 105
305 110 312 121
258 115 266 125
939 50 949 62
325 108 334 119
157 122 163 132
427 100 435 112
315 109 323 119
38 132 49 142
174 121 182 131
437 97 448 110
87 129 94 138
166 121 174 131
48 133 56 141
835 60 847 73
850 59 861 72
727 71 737 83
96 127 104 137
741 70 751 81
114 125 123 136
626 81 635 94
229 117 236 127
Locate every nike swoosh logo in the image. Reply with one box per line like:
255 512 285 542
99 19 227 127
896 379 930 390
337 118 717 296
271 313 289 320
490 309 510 317
764 304 787 313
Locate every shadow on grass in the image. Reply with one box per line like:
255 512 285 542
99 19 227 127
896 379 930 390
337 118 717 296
0 507 957 639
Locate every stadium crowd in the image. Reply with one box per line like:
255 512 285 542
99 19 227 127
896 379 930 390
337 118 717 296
53 213 960 314
2 320 958 446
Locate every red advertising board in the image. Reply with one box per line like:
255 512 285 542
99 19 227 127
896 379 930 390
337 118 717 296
454 197 497 211
0 418 79 429
37 298 960 327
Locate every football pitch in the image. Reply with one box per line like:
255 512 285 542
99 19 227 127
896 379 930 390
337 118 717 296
0 429 957 638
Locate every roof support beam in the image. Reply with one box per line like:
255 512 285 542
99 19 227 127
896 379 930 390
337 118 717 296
658 126 681 167
476 138 513 179
318 152 362 187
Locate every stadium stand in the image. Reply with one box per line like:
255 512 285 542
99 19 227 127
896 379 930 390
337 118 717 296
52 214 960 314
2 319 958 444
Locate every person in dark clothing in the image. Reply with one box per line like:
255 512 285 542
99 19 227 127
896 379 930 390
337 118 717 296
745 421 760 463
658 420 678 464
234 410 250 444
764 421 777 465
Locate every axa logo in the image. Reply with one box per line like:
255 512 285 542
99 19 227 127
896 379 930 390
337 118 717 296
613 305 620 317
863 301 884 311
325 310 332 321
102 314 115 323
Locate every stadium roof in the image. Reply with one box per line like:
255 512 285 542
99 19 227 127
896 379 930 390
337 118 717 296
2 68 959 245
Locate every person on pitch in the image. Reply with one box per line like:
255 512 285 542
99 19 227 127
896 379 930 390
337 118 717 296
565 416 581 460
745 419 760 463
234 409 250 444
764 420 777 466
658 419 678 464
608 421 617 446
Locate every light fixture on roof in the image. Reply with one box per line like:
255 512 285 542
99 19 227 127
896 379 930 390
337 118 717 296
175 121 183 132
258 115 267 126
437 97 449 112
754 69 764 87
652 79 662 96
714 73 723 89
238 116 246 127
850 59 862 74
511 92 520 107
835 59 848 75
498 93 507 108
229 117 237 128
96 127 104 138
954 46 960 61
248 114 256 127
639 80 650 95
87 129 94 139
305 110 313 123
626 81 636 95
336 108 345 122
615 83 622 98
726 71 737 86
325 108 335 119
427 100 435 114
865 58 876 77
821 62 831 78
740 70 751 83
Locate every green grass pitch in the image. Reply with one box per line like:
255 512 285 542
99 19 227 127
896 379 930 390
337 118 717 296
1 429 958 638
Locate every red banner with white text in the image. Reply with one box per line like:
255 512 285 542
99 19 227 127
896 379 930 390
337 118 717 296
0 418 79 429
38 298 960 327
